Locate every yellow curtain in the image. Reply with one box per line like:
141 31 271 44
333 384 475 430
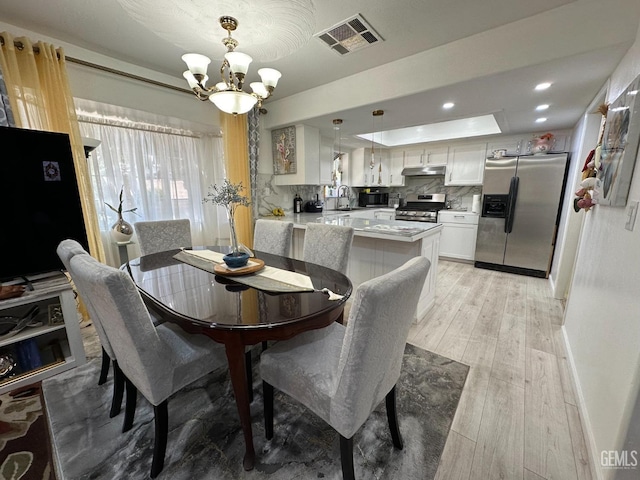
220 111 254 248
0 32 105 264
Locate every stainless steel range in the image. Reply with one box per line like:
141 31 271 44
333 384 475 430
395 193 446 223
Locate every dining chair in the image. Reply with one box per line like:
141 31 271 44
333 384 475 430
302 223 354 274
245 219 295 399
260 256 430 480
134 219 192 256
253 219 294 257
70 253 227 478
56 240 125 418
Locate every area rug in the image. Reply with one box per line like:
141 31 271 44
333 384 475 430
42 344 468 480
0 383 56 479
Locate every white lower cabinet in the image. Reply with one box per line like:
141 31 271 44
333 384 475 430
0 275 86 394
438 211 479 261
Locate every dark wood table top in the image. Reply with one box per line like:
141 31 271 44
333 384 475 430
124 247 352 335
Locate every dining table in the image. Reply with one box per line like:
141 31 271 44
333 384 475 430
123 247 352 471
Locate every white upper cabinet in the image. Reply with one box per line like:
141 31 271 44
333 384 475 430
403 148 425 167
388 151 405 186
425 146 449 165
350 147 370 186
351 147 390 186
446 142 487 186
319 136 334 186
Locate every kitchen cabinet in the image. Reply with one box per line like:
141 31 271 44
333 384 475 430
425 146 449 165
319 136 334 185
0 275 86 394
403 146 448 167
438 211 479 261
445 142 486 185
388 151 405 186
403 148 425 167
351 147 390 186
350 147 369 186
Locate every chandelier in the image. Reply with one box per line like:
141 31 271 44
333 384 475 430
181 16 282 115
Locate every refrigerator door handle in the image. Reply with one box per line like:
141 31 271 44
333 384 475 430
505 176 519 234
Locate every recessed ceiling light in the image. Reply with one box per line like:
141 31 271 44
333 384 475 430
536 104 549 111
535 82 552 91
442 102 455 109
535 117 547 123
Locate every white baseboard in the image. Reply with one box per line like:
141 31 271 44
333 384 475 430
561 325 604 480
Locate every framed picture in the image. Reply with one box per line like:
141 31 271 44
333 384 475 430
594 74 640 206
272 126 297 175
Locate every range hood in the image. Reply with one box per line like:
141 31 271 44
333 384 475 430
401 165 446 176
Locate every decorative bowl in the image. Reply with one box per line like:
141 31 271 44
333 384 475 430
223 252 250 268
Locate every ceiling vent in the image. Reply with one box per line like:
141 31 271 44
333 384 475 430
315 14 383 55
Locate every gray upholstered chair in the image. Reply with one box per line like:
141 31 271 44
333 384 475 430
246 219 294 400
253 219 294 257
260 256 430 480
56 240 125 418
69 254 227 478
134 219 192 256
302 223 354 274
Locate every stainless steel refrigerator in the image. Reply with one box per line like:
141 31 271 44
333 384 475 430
474 153 569 278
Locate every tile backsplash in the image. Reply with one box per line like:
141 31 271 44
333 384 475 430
256 173 481 216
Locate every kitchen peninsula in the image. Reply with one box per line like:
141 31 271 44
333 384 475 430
284 211 442 322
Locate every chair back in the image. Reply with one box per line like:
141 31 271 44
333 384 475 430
332 256 430 435
134 219 192 256
302 223 354 274
56 239 115 360
69 254 181 404
253 219 293 257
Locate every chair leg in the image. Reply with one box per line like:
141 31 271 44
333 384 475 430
150 400 168 479
385 385 403 450
98 347 110 385
110 361 125 418
339 435 355 480
122 377 137 433
245 349 254 403
263 381 274 440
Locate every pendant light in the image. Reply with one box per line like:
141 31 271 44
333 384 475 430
371 109 384 185
332 119 343 188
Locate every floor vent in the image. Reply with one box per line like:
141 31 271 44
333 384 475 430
315 14 383 55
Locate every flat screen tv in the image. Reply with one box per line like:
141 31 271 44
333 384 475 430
0 126 89 281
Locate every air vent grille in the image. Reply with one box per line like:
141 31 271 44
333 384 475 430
314 14 383 55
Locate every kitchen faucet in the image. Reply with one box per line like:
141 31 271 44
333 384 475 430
337 185 351 210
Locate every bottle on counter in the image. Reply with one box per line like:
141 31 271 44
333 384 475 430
293 193 302 213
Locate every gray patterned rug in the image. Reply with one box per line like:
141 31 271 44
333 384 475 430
42 343 468 480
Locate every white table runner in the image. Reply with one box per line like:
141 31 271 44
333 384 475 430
174 249 315 293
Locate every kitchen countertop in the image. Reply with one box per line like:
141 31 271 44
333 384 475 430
264 211 442 243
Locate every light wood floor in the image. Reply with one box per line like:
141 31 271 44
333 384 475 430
408 260 594 480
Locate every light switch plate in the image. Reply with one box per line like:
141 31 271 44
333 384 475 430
625 200 638 231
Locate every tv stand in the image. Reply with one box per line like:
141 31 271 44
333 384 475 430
0 273 86 394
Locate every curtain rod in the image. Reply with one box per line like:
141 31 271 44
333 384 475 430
0 35 192 95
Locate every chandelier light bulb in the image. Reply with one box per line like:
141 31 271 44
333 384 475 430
225 52 252 75
182 53 211 76
250 82 269 98
258 68 282 89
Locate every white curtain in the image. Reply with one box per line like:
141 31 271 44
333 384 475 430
75 99 228 266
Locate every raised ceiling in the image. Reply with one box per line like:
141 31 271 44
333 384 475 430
1 0 639 146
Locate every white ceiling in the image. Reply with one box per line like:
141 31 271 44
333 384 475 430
1 0 640 147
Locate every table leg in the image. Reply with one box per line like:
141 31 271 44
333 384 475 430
224 337 256 471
